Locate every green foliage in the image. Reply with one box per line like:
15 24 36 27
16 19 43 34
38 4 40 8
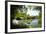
11 5 42 28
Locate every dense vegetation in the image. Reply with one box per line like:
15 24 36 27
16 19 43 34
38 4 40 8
10 5 42 29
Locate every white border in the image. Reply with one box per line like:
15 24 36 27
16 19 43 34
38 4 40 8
7 2 44 32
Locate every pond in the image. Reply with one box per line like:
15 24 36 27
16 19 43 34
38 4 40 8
30 19 38 28
12 19 39 28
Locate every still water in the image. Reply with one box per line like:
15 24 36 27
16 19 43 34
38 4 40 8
12 19 38 28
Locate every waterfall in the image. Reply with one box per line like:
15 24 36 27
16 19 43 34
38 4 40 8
26 6 40 16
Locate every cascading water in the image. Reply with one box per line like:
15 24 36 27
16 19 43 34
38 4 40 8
25 6 40 16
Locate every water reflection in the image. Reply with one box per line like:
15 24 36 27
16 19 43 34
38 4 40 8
31 19 38 27
12 19 38 28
